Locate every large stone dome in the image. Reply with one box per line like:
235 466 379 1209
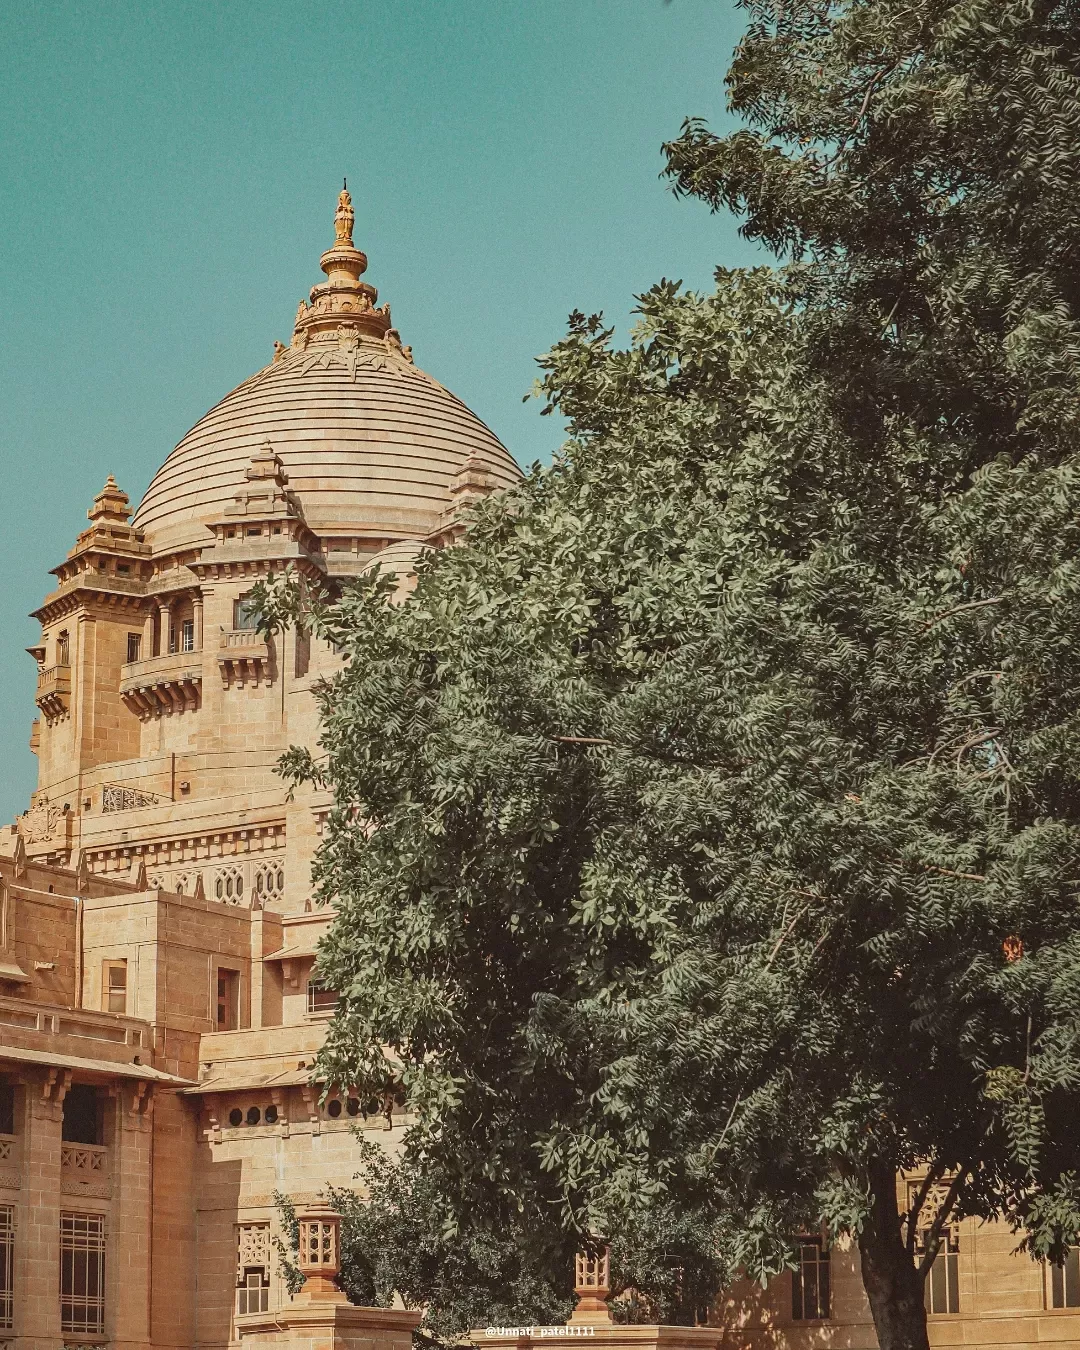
133 189 520 554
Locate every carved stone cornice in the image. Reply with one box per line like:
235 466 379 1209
32 583 149 626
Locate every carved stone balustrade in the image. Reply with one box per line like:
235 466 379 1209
35 663 71 723
218 629 271 688
61 1141 111 1199
120 650 202 718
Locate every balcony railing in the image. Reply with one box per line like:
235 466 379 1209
0 994 145 1048
61 1143 108 1174
34 663 71 723
120 650 202 719
218 629 271 688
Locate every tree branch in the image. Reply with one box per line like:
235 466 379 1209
917 1166 970 1278
905 1159 947 1256
922 597 1004 630
766 902 813 965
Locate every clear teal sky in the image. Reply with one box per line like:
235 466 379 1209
0 0 761 821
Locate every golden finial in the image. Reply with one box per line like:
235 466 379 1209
334 182 355 247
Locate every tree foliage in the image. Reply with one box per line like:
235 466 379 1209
252 2 1080 1347
271 1137 721 1342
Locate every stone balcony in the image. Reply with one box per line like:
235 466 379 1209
218 629 272 688
61 1141 111 1199
120 649 202 718
35 663 71 723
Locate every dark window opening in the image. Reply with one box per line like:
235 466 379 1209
0 1086 14 1136
1052 1249 1080 1307
61 1085 102 1146
229 1108 243 1128
217 968 240 1031
126 632 141 663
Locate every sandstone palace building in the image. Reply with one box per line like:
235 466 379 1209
0 192 1077 1350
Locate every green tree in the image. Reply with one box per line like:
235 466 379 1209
252 3 1080 1348
271 1138 722 1341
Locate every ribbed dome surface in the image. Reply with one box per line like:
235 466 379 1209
133 340 521 553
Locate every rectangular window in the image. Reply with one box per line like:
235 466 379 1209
307 978 339 1016
180 619 195 653
921 1230 960 1315
233 598 259 630
792 1239 830 1320
237 1269 269 1315
0 1205 13 1330
236 1223 270 1315
126 632 141 663
217 968 240 1031
1051 1248 1080 1308
103 960 127 1015
60 1211 105 1335
57 631 70 666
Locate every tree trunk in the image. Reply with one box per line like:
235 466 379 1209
857 1156 930 1350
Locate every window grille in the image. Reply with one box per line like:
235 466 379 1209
236 1223 270 1314
792 1239 830 1320
254 863 285 902
180 619 195 653
126 632 141 663
215 866 245 904
1051 1248 1080 1307
101 784 159 812
0 1206 13 1330
910 1181 960 1315
60 1212 105 1335
921 1229 960 1314
307 979 338 1016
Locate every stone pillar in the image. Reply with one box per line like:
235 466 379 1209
141 609 155 662
192 592 204 652
156 603 171 658
18 1071 66 1350
249 907 283 1031
233 1204 421 1350
110 1083 152 1350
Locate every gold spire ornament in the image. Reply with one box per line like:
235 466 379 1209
288 185 402 352
334 184 355 246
